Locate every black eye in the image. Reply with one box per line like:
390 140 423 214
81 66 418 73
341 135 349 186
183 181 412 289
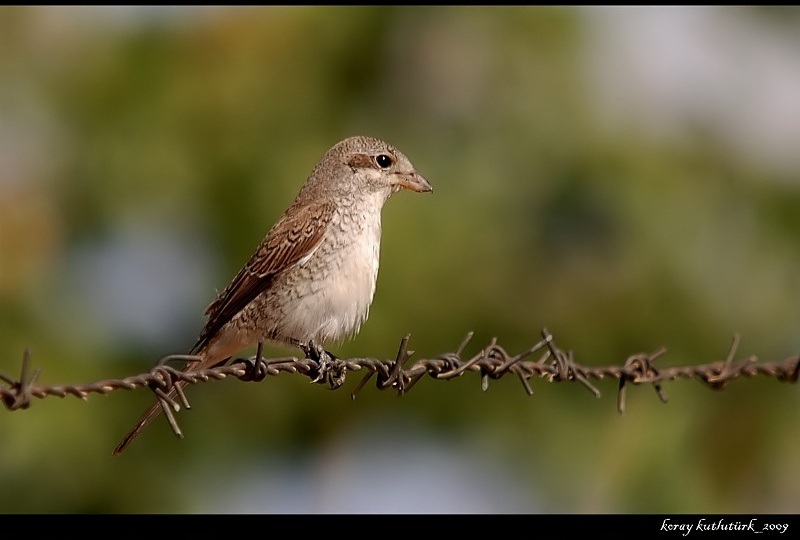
375 154 393 169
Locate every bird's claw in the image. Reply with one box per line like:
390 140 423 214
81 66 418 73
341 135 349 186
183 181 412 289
303 343 347 389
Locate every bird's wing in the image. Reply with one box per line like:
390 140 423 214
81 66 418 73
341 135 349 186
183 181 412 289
191 200 335 355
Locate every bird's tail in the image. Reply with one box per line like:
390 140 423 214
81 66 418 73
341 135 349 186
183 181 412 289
111 381 186 456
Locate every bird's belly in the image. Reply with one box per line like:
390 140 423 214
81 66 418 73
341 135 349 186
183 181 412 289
280 231 380 344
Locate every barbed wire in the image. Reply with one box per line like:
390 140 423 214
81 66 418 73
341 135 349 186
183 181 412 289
2 330 798 427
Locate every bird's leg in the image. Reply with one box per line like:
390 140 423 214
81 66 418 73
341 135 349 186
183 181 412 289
235 340 269 382
301 339 347 389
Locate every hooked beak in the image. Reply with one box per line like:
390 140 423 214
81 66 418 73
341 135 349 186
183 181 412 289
395 171 433 193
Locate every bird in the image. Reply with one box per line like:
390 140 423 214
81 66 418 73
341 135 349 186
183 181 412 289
112 135 432 455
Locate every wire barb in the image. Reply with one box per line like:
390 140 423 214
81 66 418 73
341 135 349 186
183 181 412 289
617 350 668 415
0 348 40 410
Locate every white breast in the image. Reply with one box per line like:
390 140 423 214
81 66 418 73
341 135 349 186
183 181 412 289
280 192 385 344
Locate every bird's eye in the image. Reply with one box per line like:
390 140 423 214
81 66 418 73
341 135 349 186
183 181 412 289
375 154 394 169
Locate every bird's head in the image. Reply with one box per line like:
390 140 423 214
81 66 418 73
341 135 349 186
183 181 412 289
307 136 432 200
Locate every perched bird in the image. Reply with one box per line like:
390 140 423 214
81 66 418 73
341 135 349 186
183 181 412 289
112 135 432 455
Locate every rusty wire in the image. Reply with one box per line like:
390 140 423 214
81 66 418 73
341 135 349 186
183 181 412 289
2 330 798 423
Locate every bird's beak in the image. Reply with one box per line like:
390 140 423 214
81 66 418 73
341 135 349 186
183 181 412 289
395 172 433 193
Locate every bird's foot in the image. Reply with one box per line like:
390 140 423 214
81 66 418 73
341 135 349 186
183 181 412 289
302 342 347 389
238 341 269 382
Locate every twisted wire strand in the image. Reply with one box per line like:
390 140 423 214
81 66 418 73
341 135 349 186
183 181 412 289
2 330 798 420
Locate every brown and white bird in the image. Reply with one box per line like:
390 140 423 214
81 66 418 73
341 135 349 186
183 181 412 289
112 135 432 455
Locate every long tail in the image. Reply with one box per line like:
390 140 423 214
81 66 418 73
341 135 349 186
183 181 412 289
111 348 235 456
111 381 187 456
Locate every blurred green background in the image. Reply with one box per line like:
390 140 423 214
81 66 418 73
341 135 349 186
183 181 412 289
1 6 799 513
